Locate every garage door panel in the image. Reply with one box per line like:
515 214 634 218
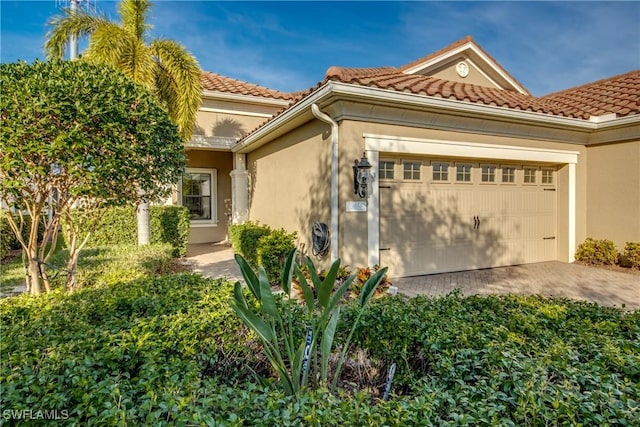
380 158 557 277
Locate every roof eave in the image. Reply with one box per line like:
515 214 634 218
201 89 291 107
233 82 636 153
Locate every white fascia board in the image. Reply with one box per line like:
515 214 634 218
402 43 528 95
201 89 291 107
232 84 333 153
330 83 595 130
402 43 472 74
364 134 580 164
199 106 274 118
232 81 634 153
593 114 640 129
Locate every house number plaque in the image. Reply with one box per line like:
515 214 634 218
346 201 367 212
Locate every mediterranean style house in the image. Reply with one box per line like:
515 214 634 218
177 36 640 277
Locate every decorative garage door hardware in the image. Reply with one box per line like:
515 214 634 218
473 216 481 230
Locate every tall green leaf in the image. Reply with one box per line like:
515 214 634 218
280 248 296 296
321 307 341 382
229 299 274 343
359 267 388 308
294 266 315 313
258 266 280 320
317 258 341 309
235 254 260 300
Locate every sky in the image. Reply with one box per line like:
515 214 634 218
1 1 639 97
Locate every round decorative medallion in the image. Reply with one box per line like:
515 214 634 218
456 61 469 78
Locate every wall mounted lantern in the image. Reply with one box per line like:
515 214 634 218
353 152 374 198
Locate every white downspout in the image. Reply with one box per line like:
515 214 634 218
311 104 339 261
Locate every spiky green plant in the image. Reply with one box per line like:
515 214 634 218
230 249 388 395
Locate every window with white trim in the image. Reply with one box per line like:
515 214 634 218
181 168 217 223
481 165 496 183
403 161 421 180
456 164 472 182
501 166 516 183
541 169 554 185
524 167 537 184
379 160 395 180
432 162 449 181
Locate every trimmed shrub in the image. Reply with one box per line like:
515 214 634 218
623 242 640 268
66 205 190 257
229 221 271 267
575 237 617 265
256 228 297 283
150 206 190 257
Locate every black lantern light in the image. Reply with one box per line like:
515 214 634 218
353 152 373 198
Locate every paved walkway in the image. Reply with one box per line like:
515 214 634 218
184 244 639 310
183 243 242 282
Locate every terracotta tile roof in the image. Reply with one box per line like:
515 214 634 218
325 67 587 117
323 66 640 119
238 68 640 144
539 70 640 119
201 71 295 100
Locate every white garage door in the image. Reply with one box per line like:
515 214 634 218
379 158 557 277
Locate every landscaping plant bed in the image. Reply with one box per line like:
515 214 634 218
1 271 638 425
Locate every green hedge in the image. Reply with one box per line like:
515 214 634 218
229 222 296 282
257 228 297 283
228 221 271 267
575 237 618 265
623 242 640 268
67 205 190 257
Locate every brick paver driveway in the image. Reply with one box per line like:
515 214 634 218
392 261 639 310
185 246 638 310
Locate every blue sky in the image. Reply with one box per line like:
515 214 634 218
1 1 639 96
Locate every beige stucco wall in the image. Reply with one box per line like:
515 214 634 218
586 140 640 248
427 59 498 88
185 149 233 243
247 121 332 263
195 110 270 138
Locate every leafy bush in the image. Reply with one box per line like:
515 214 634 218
66 206 190 257
229 221 271 267
0 274 264 425
623 242 640 268
575 237 618 265
257 228 297 283
2 242 639 426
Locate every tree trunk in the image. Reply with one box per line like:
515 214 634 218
137 202 150 246
26 250 41 295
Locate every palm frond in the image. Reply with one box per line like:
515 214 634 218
152 39 202 141
45 9 113 60
119 0 152 41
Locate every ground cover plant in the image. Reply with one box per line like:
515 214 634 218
2 251 638 426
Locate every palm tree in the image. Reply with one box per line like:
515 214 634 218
46 0 201 245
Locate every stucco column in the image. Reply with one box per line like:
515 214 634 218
231 153 249 224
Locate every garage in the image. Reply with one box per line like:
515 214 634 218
377 157 558 277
